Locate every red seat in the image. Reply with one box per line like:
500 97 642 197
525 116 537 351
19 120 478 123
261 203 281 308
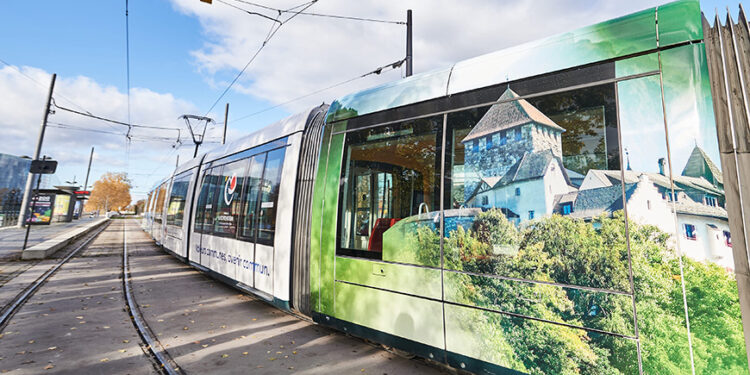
367 218 400 252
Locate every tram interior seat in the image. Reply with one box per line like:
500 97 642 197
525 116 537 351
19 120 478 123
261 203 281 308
368 218 400 252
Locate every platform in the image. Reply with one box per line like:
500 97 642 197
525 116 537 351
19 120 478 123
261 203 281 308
0 217 108 260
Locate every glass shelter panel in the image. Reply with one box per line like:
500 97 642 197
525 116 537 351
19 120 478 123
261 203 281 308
337 117 442 265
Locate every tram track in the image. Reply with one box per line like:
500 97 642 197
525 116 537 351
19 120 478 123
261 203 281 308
0 220 111 331
0 219 182 374
121 220 183 375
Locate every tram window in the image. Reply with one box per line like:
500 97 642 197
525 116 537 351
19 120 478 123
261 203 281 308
153 183 168 223
193 173 210 233
145 193 152 215
443 83 624 289
337 117 441 259
239 154 267 241
166 173 190 227
257 148 285 245
200 167 223 234
213 160 248 237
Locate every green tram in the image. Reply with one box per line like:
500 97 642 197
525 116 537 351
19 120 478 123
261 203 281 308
143 1 750 373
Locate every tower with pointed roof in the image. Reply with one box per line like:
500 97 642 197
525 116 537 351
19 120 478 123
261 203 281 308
682 145 723 189
461 88 565 196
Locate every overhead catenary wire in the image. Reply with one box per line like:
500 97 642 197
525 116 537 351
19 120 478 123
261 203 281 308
231 58 405 122
230 0 406 25
203 0 318 116
48 122 214 144
53 101 181 132
216 0 281 23
48 122 127 137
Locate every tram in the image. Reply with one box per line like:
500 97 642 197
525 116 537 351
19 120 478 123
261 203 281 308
142 1 750 373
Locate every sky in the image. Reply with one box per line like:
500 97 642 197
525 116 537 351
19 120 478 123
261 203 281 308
0 0 743 201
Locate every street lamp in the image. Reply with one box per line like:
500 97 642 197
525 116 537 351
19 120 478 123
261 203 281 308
180 115 215 158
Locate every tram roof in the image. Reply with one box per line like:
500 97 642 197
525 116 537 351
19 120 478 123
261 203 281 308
202 106 318 164
325 0 702 123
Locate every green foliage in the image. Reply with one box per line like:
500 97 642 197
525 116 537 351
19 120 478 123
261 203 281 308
411 224 441 268
435 208 747 374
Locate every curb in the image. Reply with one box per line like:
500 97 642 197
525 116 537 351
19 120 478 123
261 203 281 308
21 218 110 260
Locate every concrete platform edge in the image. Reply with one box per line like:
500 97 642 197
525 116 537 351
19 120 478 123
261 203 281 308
21 218 109 260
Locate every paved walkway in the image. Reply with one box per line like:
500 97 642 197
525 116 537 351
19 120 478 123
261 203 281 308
0 217 98 260
0 220 154 374
0 219 449 374
125 219 447 374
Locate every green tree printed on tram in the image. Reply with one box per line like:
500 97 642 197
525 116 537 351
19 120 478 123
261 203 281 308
401 208 746 374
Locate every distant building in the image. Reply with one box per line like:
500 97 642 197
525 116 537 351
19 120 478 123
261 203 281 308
456 87 732 270
556 145 733 270
0 153 31 227
682 145 723 190
463 88 572 223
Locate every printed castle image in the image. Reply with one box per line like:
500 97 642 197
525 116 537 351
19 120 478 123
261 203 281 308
462 88 733 270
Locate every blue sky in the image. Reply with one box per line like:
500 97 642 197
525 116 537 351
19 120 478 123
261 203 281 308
0 0 744 201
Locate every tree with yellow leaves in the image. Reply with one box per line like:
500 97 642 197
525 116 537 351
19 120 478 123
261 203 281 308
85 172 132 212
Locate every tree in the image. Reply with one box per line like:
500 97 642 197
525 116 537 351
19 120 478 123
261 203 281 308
427 208 747 374
85 172 131 212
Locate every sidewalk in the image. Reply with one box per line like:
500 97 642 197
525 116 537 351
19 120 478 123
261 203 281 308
0 217 99 260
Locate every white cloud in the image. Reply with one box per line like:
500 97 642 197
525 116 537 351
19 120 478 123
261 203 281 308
171 0 665 122
0 65 203 199
2 1 674 199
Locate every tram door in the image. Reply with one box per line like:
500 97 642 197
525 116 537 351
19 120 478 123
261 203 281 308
326 118 446 355
347 169 394 250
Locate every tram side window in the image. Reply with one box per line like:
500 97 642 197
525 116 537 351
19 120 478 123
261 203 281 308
153 183 167 223
193 173 210 233
203 167 223 234
337 117 441 260
145 193 152 216
212 160 248 237
239 154 267 241
166 173 190 227
193 167 222 234
257 148 285 245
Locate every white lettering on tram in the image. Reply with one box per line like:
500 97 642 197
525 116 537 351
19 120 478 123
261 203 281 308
195 245 270 276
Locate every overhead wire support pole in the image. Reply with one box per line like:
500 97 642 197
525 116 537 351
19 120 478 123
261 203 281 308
223 103 229 145
84 146 94 192
125 0 132 139
406 9 413 77
17 73 56 227
22 169 43 250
